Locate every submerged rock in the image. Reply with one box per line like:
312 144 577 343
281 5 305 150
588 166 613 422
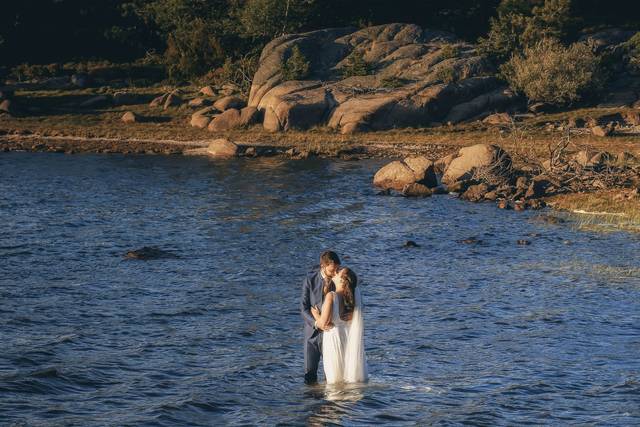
461 183 491 202
401 182 432 197
125 246 178 260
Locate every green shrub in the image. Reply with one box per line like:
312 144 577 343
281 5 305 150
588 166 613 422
503 38 604 105
280 46 310 81
435 66 458 84
380 76 408 88
439 43 462 60
478 0 574 62
163 18 225 81
341 50 371 78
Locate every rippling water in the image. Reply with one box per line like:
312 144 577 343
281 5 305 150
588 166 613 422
1 152 639 426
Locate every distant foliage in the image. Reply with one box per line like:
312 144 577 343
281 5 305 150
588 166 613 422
478 0 575 62
163 19 225 80
341 50 371 78
280 46 311 81
10 63 62 81
2 0 640 84
240 0 316 39
129 0 233 80
624 32 640 72
503 38 604 105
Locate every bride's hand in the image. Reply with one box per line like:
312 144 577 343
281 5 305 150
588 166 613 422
311 306 320 320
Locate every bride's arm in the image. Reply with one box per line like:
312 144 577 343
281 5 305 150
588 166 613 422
315 293 334 330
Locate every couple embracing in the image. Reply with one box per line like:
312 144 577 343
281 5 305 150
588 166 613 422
300 251 368 385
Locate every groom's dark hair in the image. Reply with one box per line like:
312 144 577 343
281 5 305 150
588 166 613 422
320 251 340 266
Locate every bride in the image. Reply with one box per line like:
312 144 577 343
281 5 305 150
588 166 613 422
311 267 368 384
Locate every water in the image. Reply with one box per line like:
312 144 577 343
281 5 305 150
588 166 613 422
1 152 639 426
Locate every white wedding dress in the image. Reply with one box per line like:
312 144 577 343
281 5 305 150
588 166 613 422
322 289 368 384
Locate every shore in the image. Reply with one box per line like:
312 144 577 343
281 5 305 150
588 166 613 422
2 85 639 232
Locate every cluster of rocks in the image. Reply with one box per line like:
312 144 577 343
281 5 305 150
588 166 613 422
188 92 261 131
246 23 522 134
112 86 261 130
373 143 640 210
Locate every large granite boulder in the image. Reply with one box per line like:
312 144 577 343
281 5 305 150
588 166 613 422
373 155 438 191
442 144 512 185
248 23 519 133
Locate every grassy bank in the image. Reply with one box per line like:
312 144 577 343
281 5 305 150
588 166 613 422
547 190 640 233
2 86 640 160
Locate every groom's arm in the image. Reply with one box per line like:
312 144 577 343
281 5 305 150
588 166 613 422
300 276 316 328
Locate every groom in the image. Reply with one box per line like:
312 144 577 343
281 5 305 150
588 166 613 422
300 250 340 384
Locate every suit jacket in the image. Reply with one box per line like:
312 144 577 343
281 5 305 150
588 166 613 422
300 269 332 342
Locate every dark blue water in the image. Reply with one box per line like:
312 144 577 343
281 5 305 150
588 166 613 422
1 152 639 426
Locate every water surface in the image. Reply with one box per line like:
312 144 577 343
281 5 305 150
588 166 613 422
1 152 639 425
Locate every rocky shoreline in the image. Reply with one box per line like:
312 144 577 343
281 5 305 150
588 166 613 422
372 142 640 211
4 133 637 217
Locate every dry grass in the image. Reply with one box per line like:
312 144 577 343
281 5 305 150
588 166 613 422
2 86 640 159
546 190 640 233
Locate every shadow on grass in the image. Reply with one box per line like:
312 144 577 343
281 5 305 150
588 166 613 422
15 92 157 118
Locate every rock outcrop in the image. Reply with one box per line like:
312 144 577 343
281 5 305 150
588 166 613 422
248 23 520 133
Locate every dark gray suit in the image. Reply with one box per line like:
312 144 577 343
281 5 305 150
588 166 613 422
300 269 331 383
